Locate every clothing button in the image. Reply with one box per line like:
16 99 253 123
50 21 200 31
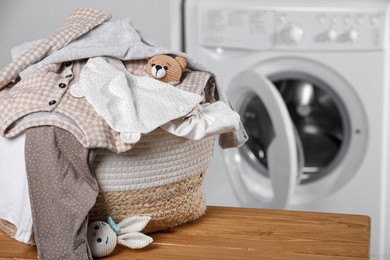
59 83 66 88
65 74 73 78
64 62 72 67
49 100 56 106
11 76 21 84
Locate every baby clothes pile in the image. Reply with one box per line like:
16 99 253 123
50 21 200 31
0 8 247 259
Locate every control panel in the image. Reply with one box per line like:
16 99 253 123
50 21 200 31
198 8 386 51
274 10 385 51
198 9 275 50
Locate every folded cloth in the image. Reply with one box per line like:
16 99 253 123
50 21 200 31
14 18 185 79
11 17 248 149
161 101 240 140
70 57 203 144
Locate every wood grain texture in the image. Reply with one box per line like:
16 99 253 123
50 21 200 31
0 206 370 259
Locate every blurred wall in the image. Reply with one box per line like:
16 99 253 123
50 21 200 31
0 0 182 68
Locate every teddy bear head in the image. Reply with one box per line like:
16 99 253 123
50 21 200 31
146 54 187 83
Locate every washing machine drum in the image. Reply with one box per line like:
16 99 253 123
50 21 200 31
239 77 346 184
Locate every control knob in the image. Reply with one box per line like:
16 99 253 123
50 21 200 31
337 29 359 43
282 24 305 44
324 28 338 42
346 29 359 42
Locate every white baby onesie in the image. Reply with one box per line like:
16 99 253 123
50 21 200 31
70 57 203 144
0 134 33 244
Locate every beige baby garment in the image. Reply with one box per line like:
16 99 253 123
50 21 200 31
70 57 203 144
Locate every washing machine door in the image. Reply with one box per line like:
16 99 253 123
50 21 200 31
224 67 302 208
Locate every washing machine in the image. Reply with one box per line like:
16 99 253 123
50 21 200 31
184 0 390 258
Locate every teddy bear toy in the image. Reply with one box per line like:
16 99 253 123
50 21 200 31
87 216 153 257
146 54 187 83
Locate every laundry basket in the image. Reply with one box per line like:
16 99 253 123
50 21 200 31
89 128 214 233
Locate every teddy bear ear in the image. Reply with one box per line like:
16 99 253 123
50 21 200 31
175 56 187 69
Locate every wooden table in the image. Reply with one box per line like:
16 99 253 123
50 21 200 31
0 206 370 259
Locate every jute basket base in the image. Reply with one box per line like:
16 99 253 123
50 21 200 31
89 172 207 233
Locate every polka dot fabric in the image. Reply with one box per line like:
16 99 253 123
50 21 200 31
25 126 98 260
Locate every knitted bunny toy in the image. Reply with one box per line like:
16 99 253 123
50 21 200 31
87 216 153 257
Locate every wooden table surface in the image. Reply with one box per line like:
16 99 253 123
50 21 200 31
0 206 370 259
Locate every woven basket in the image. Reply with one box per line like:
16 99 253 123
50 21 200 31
0 128 214 244
90 128 214 233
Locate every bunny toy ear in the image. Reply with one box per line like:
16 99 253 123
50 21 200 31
117 216 151 234
117 232 154 249
107 216 120 232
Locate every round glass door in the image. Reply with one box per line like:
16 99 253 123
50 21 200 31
240 74 348 184
239 94 275 175
223 68 299 208
224 57 367 207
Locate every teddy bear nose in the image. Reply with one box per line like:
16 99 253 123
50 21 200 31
155 65 162 70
